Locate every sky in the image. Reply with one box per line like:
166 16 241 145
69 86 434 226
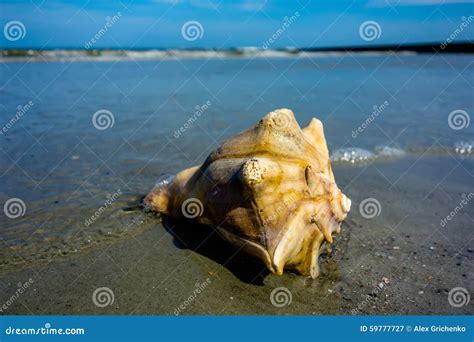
0 0 473 49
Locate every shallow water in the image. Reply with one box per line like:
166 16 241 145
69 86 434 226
0 53 473 314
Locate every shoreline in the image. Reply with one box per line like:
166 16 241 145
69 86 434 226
1 153 473 272
1 42 473 63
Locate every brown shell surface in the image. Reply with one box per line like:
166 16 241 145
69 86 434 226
145 109 351 278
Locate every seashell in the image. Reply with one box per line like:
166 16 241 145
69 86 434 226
145 109 351 278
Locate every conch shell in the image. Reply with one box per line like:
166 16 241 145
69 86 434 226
145 109 351 278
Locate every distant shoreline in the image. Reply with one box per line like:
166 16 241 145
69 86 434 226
1 42 472 61
301 42 473 53
1 42 472 53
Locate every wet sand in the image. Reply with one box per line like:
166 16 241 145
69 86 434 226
1 156 472 315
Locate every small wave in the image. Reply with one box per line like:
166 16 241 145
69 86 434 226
330 148 376 164
375 145 406 158
153 174 175 189
331 145 406 165
454 141 473 155
0 48 420 62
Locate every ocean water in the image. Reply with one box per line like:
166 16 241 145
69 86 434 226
0 53 473 314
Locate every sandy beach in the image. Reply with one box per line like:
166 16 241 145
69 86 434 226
1 154 472 315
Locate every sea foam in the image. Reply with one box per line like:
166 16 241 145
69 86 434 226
454 141 474 155
330 148 376 164
330 146 406 165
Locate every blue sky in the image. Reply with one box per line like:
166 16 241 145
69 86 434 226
0 0 473 48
